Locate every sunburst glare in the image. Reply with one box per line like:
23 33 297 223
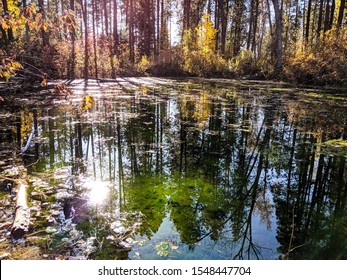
83 180 110 205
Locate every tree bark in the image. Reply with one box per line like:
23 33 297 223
113 0 119 55
92 0 98 78
272 0 283 72
329 0 335 30
337 0 346 27
317 0 324 38
220 0 229 55
305 0 312 43
11 179 30 239
82 0 89 78
129 0 135 63
70 0 76 79
324 0 331 33
38 0 49 47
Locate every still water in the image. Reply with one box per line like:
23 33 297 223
1 78 347 259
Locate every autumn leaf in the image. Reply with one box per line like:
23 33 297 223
41 79 47 87
1 21 9 30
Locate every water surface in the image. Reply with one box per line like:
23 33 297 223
1 78 346 259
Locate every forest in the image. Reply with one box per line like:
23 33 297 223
0 0 347 262
0 0 347 85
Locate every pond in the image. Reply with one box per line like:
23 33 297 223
1 78 347 260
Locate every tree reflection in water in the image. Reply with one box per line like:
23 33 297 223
1 79 346 259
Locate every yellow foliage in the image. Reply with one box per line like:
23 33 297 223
82 95 96 111
20 111 33 142
137 55 151 74
193 91 211 129
0 57 22 82
196 14 217 55
181 14 227 76
284 27 347 85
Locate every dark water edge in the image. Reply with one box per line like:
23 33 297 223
1 78 347 260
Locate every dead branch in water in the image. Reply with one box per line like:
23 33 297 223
10 179 30 239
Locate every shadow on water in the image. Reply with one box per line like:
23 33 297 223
1 78 347 259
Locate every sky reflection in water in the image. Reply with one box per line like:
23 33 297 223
7 78 347 259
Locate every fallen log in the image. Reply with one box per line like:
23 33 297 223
10 179 30 239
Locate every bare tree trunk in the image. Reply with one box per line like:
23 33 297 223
247 0 255 50
70 0 76 79
92 0 99 78
129 0 135 63
317 0 324 38
103 0 109 36
272 0 283 72
337 0 346 27
220 0 230 55
305 0 312 44
324 0 331 33
11 179 30 239
252 0 259 53
329 0 335 30
38 0 49 47
82 0 89 78
113 0 119 55
156 0 160 54
152 0 157 57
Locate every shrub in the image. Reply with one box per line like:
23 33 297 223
180 15 228 77
229 49 257 77
284 28 347 85
149 49 185 76
136 55 151 75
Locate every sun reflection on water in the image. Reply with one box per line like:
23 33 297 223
83 180 110 205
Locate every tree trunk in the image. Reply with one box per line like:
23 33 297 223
337 0 346 27
232 0 245 56
152 0 157 57
92 0 98 78
82 0 89 78
305 0 312 43
329 0 335 30
70 0 76 79
38 0 49 47
324 0 331 33
215 0 220 50
11 179 30 239
251 0 259 53
272 0 283 72
156 0 160 54
247 0 255 50
317 0 324 38
113 0 119 55
129 0 135 63
220 0 229 55
183 0 191 31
